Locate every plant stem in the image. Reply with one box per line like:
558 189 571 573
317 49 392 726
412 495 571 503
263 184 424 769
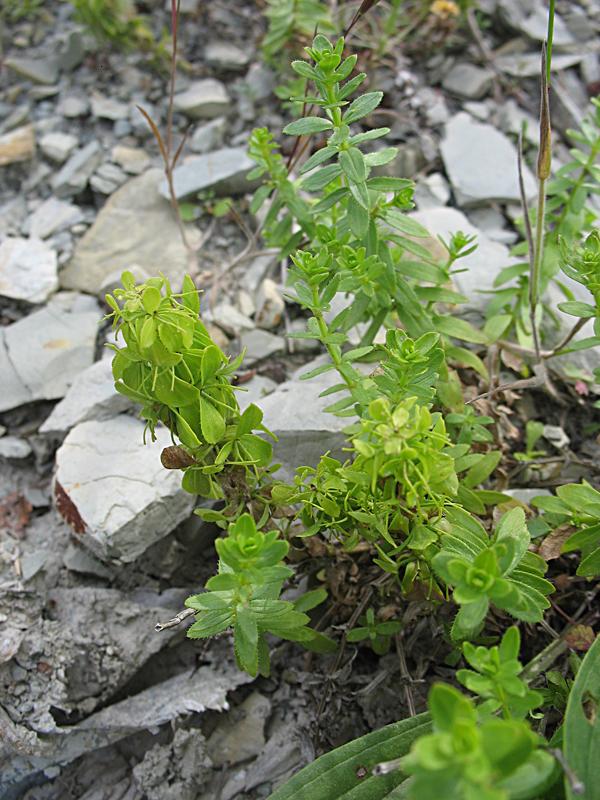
529 176 547 359
546 0 555 84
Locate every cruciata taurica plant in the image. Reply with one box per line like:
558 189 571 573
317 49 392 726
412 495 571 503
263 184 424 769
107 35 555 680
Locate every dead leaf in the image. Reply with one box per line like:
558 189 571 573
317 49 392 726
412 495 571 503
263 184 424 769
0 492 32 538
565 625 596 652
538 525 576 561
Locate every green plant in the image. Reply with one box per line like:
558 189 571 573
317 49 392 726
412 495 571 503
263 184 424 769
104 20 600 798
403 683 555 800
533 480 600 577
346 608 402 655
432 508 552 641
261 0 335 64
69 0 154 52
1 0 44 22
185 513 330 676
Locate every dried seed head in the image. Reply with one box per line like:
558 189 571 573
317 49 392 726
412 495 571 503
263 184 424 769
537 45 552 180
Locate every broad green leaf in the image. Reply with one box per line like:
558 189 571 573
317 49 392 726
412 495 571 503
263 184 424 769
142 285 161 313
463 451 502 489
182 274 200 315
199 395 225 444
302 163 342 192
268 713 431 800
564 633 600 799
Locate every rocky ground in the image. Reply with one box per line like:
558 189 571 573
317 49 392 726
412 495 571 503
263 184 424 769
1 0 599 798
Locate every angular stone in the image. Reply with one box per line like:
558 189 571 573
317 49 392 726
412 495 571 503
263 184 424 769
51 141 103 198
0 292 101 412
209 302 254 336
0 124 35 166
442 63 494 99
0 436 32 461
90 162 128 194
163 147 255 201
39 131 78 163
441 112 536 206
27 197 84 239
173 78 230 119
57 95 90 118
496 52 584 78
110 144 151 174
519 6 575 45
40 358 133 436
207 692 271 766
189 117 226 154
255 278 284 329
61 168 195 296
90 93 130 121
0 237 58 304
54 415 195 562
239 328 284 364
414 172 450 210
259 360 349 481
5 57 59 85
205 42 251 71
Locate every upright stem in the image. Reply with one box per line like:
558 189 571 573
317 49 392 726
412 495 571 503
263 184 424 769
530 177 547 313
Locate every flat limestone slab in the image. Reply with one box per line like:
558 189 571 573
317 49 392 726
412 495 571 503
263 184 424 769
60 168 196 296
54 415 195 563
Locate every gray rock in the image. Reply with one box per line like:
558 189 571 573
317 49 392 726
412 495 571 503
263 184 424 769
442 63 494 99
133 728 212 800
0 237 58 303
239 328 284 364
0 436 32 461
4 57 59 85
0 292 101 412
237 374 277 410
26 197 84 239
61 168 196 296
90 93 130 121
496 52 584 78
110 144 151 174
209 302 255 335
57 95 90 118
54 415 195 562
245 63 276 101
496 98 538 145
56 29 85 72
205 42 251 70
259 361 349 481
255 278 285 329
165 147 256 200
467 207 517 245
51 141 103 198
419 87 449 127
90 161 128 194
0 124 35 166
207 692 271 766
519 5 575 45
0 197 27 237
63 543 113 578
441 112 536 206
39 131 78 163
189 117 227 154
40 358 133 436
173 78 230 119
1 663 249 792
463 100 490 121
414 172 450 210
163 146 256 200
410 206 522 310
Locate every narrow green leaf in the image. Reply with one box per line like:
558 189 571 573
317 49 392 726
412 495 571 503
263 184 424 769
283 117 333 136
